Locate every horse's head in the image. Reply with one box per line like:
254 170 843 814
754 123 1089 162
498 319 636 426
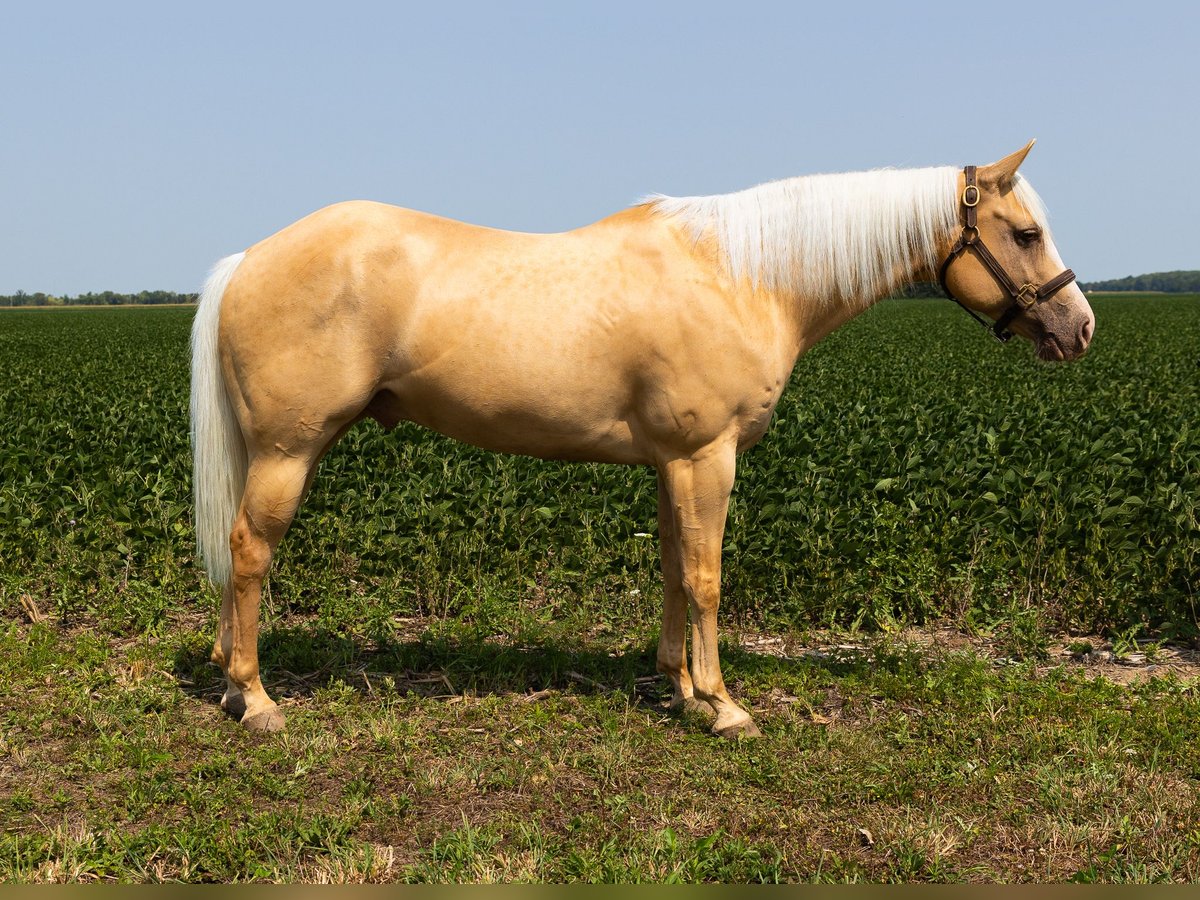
939 141 1094 361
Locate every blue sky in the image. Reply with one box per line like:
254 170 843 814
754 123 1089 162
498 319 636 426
2 1 1195 294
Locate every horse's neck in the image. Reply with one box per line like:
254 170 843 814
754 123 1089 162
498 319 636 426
690 173 955 360
781 254 941 360
648 171 955 373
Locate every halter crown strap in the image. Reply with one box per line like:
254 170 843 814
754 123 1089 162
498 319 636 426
938 165 1076 343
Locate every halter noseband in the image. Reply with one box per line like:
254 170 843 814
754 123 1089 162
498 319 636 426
937 165 1077 343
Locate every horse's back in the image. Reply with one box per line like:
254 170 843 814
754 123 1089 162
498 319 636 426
216 200 777 463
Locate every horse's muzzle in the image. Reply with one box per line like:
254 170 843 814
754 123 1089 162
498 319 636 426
1037 314 1093 362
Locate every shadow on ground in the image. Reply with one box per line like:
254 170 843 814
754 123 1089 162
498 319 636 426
169 621 889 720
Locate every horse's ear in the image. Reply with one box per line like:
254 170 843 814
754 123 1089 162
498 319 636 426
979 139 1036 188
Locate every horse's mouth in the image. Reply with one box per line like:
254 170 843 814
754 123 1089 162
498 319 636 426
1036 335 1066 362
1036 332 1090 362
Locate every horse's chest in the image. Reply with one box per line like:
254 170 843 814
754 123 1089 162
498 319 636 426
735 379 785 451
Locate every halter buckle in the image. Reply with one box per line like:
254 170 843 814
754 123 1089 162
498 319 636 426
1016 283 1038 309
962 185 980 207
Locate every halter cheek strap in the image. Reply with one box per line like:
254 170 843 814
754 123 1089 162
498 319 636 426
937 165 1077 343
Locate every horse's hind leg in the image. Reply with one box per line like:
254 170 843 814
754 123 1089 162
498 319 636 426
216 450 315 731
214 584 240 714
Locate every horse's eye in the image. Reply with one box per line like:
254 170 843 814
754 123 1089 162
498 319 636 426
1014 227 1042 248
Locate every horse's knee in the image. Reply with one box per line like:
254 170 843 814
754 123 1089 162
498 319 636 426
681 570 720 611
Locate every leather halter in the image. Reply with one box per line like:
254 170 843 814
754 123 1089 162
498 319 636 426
937 165 1077 343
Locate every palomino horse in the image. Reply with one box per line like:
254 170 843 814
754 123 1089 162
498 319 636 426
191 140 1094 736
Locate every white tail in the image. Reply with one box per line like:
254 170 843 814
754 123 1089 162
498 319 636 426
190 252 247 586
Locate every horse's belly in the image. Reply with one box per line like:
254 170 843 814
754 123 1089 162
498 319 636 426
378 369 646 464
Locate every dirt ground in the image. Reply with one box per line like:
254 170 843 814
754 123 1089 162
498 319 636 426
736 627 1200 688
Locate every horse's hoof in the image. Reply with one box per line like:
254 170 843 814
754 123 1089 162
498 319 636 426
714 717 762 740
242 705 286 733
220 691 246 719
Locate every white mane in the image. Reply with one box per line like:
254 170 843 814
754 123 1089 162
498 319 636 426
644 167 1051 306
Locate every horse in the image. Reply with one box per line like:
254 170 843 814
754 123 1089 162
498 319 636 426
190 140 1094 737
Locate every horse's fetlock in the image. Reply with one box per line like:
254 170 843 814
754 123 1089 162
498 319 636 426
227 660 259 689
656 655 683 676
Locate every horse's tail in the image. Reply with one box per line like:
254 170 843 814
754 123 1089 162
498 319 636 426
190 251 247 587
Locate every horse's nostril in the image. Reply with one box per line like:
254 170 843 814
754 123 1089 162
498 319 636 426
1080 317 1094 345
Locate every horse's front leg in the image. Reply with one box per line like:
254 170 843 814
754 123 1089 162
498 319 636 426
659 442 760 738
655 470 712 716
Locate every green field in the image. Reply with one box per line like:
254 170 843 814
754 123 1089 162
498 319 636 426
2 297 1199 882
3 297 1197 636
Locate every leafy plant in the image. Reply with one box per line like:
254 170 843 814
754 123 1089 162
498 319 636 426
2 297 1198 640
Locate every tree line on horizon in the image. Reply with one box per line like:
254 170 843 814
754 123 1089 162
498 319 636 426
901 269 1200 298
1074 270 1200 293
2 270 1197 307
0 289 197 307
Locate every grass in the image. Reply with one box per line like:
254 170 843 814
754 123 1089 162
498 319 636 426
2 295 1200 881
3 607 1200 882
